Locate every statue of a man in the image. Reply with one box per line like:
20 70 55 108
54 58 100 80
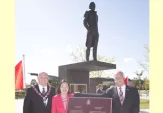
83 2 99 61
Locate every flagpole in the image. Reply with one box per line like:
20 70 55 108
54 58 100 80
22 54 26 89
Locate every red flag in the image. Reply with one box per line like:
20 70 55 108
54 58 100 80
15 60 24 90
124 76 128 85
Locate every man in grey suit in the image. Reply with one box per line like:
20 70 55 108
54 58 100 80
74 71 140 113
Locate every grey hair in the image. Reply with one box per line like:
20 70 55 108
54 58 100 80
38 72 49 78
114 71 125 79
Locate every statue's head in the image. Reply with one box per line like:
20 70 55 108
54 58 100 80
89 2 96 11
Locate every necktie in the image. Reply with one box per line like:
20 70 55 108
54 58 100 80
42 88 46 95
119 87 124 105
42 88 46 106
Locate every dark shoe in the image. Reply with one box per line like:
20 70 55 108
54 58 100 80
86 57 89 61
93 58 97 61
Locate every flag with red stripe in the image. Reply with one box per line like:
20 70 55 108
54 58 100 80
15 60 24 90
124 76 128 85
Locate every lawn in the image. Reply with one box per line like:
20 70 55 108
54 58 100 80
139 90 149 94
140 99 149 109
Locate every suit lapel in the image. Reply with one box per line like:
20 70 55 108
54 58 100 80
33 85 46 107
114 85 130 106
35 84 51 108
46 85 50 106
114 87 119 99
46 85 52 109
123 85 130 106
46 90 51 108
35 84 41 93
34 84 53 109
113 87 122 106
47 85 49 91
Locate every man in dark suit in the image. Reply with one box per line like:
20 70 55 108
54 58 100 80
23 72 56 113
128 78 135 87
74 71 140 113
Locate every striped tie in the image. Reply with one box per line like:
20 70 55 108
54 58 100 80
42 88 46 95
42 88 46 106
119 87 124 105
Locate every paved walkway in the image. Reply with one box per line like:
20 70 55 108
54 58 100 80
140 109 149 113
140 94 149 99
15 99 149 113
15 99 23 113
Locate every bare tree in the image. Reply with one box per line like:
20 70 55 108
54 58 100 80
137 45 149 73
70 46 115 77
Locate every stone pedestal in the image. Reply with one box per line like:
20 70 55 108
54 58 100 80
58 61 116 93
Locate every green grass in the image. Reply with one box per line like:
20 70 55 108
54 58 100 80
139 90 149 95
140 99 149 109
139 90 146 93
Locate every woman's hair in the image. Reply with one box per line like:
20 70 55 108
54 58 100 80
57 79 70 94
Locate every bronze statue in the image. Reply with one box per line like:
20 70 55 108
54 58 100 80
84 2 99 61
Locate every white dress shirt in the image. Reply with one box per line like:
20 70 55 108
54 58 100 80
116 84 126 99
38 84 48 105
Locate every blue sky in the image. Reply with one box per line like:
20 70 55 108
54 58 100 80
16 0 149 84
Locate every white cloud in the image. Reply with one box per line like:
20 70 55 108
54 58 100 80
123 57 134 63
103 69 125 78
113 37 117 40
67 44 73 53
39 48 55 56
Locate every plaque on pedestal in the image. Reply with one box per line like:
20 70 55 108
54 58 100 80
67 97 112 113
